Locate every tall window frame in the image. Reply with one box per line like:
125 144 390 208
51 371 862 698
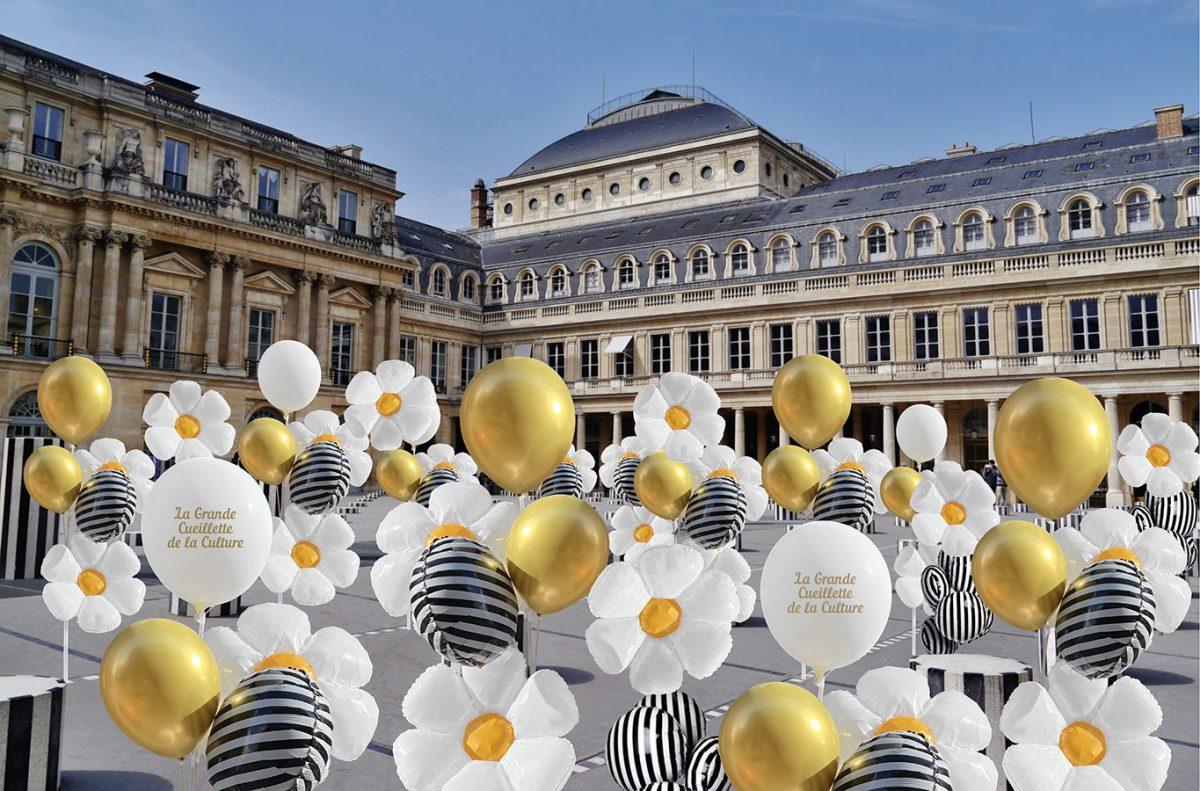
688 330 710 373
962 307 990 357
815 319 841 363
650 333 672 375
913 310 939 360
728 326 750 370
1014 303 1044 355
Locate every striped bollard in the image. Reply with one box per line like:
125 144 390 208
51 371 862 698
169 593 243 619
0 676 64 791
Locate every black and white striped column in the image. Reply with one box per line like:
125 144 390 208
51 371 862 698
0 437 64 580
0 675 64 791
169 594 243 619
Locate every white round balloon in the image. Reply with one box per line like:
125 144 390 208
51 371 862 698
760 521 891 673
257 340 322 413
895 404 947 463
142 458 273 608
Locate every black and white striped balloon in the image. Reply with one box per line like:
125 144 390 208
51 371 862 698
681 474 747 550
686 736 731 791
614 456 642 506
1130 503 1155 532
831 731 952 791
205 667 333 791
920 618 959 655
415 466 460 508
642 784 689 791
74 468 137 542
605 705 688 791
812 469 874 532
287 440 351 515
920 565 950 609
933 591 993 644
937 552 975 593
409 537 519 667
639 691 705 754
1055 559 1156 679
538 461 584 499
1146 491 1198 569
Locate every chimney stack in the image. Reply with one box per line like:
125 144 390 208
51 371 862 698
329 144 363 160
945 141 977 157
1154 104 1184 140
470 179 492 229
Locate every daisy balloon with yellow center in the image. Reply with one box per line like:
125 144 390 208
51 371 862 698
142 380 235 461
1116 413 1200 498
910 461 999 557
416 443 479 482
633 373 724 462
609 504 676 564
40 535 145 634
344 360 440 451
261 505 360 606
600 436 647 488
73 437 155 508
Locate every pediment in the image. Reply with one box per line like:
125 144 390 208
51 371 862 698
244 270 296 295
143 252 205 279
330 285 371 309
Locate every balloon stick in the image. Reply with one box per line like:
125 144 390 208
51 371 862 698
178 759 184 791
195 607 207 638
61 621 68 682
800 662 808 681
814 669 827 701
910 607 918 658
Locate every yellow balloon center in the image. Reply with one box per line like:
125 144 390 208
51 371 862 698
621 451 641 460
707 467 738 480
639 597 683 638
562 455 577 466
313 433 341 445
1146 444 1171 467
98 460 127 473
1092 547 1141 567
836 460 865 473
290 540 321 569
433 460 456 470
462 713 515 762
253 652 316 680
665 406 692 431
174 414 201 439
873 716 935 743
425 523 478 547
633 524 654 543
76 568 106 596
940 501 967 525
1059 721 1107 766
376 392 402 417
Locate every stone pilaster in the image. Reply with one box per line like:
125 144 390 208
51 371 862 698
882 402 895 464
387 289 402 360
576 413 586 450
293 270 315 345
121 235 152 362
314 273 333 377
611 411 622 445
204 252 229 371
70 227 102 353
734 407 745 457
1104 396 1125 506
227 257 248 373
96 230 129 359
372 285 391 366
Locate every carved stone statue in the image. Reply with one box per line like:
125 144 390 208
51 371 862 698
212 157 245 202
112 128 144 175
300 182 328 225
371 202 396 241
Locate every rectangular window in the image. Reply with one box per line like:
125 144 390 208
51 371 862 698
650 333 672 375
485 346 502 365
398 334 417 364
1130 153 1151 163
402 270 416 289
769 323 794 368
972 177 992 187
833 198 850 207
581 339 599 379
728 326 751 370
1015 210 1039 245
1014 303 1045 355
914 224 936 257
1023 169 1043 179
913 311 939 360
1074 162 1094 172
163 138 190 191
148 292 181 353
430 340 447 393
881 191 899 200
330 322 354 385
546 341 565 377
865 315 891 363
1128 294 1160 348
815 319 841 363
246 308 275 365
654 257 672 282
927 183 945 193
337 189 357 234
615 344 635 377
962 307 990 357
460 344 477 386
32 102 64 160
688 330 710 373
257 166 280 213
770 244 790 270
1070 299 1100 352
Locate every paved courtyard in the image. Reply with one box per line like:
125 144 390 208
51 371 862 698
1 497 1196 790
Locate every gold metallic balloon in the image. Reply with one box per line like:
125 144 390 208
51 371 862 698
762 446 822 512
460 358 575 493
973 520 1067 631
994 377 1111 520
719 682 840 791
22 445 82 513
505 495 609 615
236 418 297 485
771 355 851 450
880 466 923 520
376 449 423 501
37 356 112 445
99 618 221 759
633 452 693 519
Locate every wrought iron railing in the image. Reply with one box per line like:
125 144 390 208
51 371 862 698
11 335 72 360
330 368 354 387
144 347 207 373
244 357 260 377
31 135 62 161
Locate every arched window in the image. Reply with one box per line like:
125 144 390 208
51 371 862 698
7 391 49 437
1068 199 1094 239
519 271 536 299
1187 183 1199 227
1014 206 1038 245
489 277 505 303
730 243 749 274
913 219 935 257
817 232 838 266
962 212 986 251
247 405 284 423
432 268 447 296
462 276 477 302
653 254 672 282
8 242 59 341
771 239 791 270
583 263 602 294
618 259 636 288
1125 190 1152 232
690 249 710 278
550 267 567 297
866 226 888 262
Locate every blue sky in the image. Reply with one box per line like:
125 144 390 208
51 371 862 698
6 0 1197 230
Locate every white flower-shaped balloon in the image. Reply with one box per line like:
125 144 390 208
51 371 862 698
417 443 479 482
686 445 769 520
700 545 756 623
288 410 371 486
394 648 578 791
206 603 378 761
345 360 440 450
825 666 997 791
600 437 646 489
261 505 360 606
142 381 235 461
585 544 738 694
894 542 938 610
813 438 895 514
910 461 999 557
1117 413 1200 498
1054 508 1189 633
633 373 724 462
561 444 598 493
73 437 155 509
1000 662 1170 791
371 481 516 617
41 535 145 634
609 504 676 564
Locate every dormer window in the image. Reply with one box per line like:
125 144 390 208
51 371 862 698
963 212 986 251
730 244 749 274
913 220 935 257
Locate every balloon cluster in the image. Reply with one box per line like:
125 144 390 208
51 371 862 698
606 691 730 791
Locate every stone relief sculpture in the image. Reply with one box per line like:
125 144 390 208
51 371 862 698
371 202 396 240
112 128 144 174
212 156 245 202
300 182 328 225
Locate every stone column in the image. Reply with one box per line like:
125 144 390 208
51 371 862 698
0 211 21 334
882 402 896 464
372 286 391 366
70 227 101 352
293 270 315 345
388 290 402 360
779 425 790 447
611 411 622 444
227 257 248 373
576 413 586 450
96 231 128 359
933 401 946 461
986 399 999 461
1168 393 1183 422
314 273 333 377
204 252 228 371
734 407 746 457
118 235 152 362
1104 396 1125 507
